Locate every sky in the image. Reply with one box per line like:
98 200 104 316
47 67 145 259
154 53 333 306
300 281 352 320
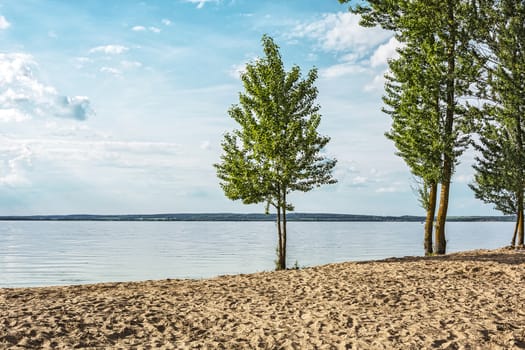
0 0 498 216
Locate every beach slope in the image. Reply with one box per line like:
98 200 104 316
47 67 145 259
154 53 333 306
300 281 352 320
1 248 525 349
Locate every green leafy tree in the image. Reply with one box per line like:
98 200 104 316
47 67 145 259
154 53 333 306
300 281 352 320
215 35 337 270
384 39 444 255
470 125 522 246
340 0 479 254
469 0 525 247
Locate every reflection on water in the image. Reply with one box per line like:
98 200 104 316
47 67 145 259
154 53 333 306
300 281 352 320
0 221 513 287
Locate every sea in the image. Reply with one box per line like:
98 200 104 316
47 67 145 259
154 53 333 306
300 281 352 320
0 221 514 287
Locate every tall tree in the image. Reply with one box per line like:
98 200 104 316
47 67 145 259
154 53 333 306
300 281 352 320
383 38 444 255
469 0 525 247
340 0 478 254
215 35 337 270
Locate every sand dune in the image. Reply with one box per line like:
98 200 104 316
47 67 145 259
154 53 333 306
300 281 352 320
1 248 525 349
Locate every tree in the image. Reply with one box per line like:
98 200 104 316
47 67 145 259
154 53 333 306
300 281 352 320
215 35 337 270
470 124 522 246
469 0 525 247
383 38 444 255
340 0 478 254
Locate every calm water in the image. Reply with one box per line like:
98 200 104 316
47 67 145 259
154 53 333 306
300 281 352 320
0 221 514 287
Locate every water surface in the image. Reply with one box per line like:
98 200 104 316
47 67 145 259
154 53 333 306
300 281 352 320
0 221 513 287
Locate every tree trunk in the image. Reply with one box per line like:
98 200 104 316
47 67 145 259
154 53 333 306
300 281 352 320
511 212 519 247
424 182 437 255
434 175 450 254
276 204 285 270
282 191 287 270
518 192 524 247
514 98 524 248
434 0 455 255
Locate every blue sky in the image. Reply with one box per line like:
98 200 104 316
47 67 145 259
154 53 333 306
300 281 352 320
0 0 496 215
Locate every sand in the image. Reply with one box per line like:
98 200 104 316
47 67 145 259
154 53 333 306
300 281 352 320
1 248 525 349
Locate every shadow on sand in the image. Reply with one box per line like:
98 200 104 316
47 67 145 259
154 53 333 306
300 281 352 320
361 247 525 266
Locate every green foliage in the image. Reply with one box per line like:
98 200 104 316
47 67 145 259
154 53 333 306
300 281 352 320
216 35 337 207
471 125 519 215
344 0 480 178
470 0 525 226
383 40 444 187
340 0 481 254
410 177 431 210
215 35 337 269
373 0 476 178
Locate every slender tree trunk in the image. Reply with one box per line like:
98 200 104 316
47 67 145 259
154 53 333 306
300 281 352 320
434 174 450 254
282 191 287 270
515 107 524 247
424 182 437 255
518 192 524 247
276 204 284 270
511 212 519 247
435 0 455 255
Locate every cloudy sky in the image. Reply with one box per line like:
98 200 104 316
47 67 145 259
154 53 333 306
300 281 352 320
0 0 496 216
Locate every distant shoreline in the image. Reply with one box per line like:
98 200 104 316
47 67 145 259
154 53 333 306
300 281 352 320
0 213 515 222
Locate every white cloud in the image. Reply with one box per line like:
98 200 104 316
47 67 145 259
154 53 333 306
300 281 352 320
370 37 402 67
120 60 142 69
375 182 406 193
185 0 220 9
228 55 260 79
100 61 142 76
228 62 247 79
0 108 30 122
321 63 366 79
89 45 129 55
454 174 473 184
376 187 398 193
364 70 387 92
0 130 186 192
293 12 397 80
0 53 94 121
74 56 92 69
0 15 10 30
351 176 368 185
54 96 93 120
331 160 358 187
8 137 182 170
100 66 121 75
200 140 211 150
291 12 391 53
0 144 32 186
162 19 172 26
132 26 160 33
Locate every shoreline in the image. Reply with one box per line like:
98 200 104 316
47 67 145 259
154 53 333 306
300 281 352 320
0 212 515 222
2 248 525 348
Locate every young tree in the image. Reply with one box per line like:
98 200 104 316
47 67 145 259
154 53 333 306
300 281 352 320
215 35 337 270
341 0 478 254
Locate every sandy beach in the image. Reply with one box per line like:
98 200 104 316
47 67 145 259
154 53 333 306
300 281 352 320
1 248 525 349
